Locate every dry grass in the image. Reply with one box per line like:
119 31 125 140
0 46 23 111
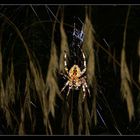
0 5 139 135
59 15 69 73
137 39 140 119
138 39 140 84
46 41 59 117
18 108 25 135
82 13 97 126
82 15 96 86
121 48 134 121
120 6 134 121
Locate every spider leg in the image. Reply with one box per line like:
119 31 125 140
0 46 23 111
81 79 91 101
80 49 86 76
60 72 69 80
66 86 72 97
60 81 69 93
64 51 69 74
84 81 91 97
82 84 86 101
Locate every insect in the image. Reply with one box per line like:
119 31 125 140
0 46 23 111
60 49 90 101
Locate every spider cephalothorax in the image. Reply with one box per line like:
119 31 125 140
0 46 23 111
68 64 82 89
60 50 90 100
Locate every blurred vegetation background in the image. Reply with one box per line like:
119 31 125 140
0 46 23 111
0 5 140 135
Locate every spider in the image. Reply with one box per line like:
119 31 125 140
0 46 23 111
60 49 90 101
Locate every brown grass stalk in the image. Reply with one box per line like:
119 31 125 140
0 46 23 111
121 6 134 121
82 12 97 127
82 15 96 86
121 48 134 121
5 63 16 104
18 108 25 135
46 41 59 117
24 70 32 121
59 13 69 73
138 39 140 84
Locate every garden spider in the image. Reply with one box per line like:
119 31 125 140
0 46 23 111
60 49 90 101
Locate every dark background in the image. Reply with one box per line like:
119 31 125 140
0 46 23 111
0 5 140 135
